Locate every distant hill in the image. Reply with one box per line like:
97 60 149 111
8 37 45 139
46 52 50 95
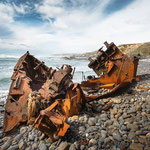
79 42 150 57
131 42 150 55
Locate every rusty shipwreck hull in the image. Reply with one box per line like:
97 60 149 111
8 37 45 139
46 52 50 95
81 41 139 101
3 51 85 136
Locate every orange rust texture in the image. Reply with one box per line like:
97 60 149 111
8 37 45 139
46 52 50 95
137 86 149 90
81 42 139 100
3 52 83 138
34 83 85 140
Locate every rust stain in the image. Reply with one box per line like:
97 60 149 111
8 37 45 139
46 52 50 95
81 41 139 101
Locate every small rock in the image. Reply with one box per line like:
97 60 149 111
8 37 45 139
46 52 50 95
128 131 135 139
112 131 122 141
49 142 57 150
20 126 27 134
2 136 11 142
130 98 134 103
7 145 19 150
138 137 145 144
104 120 113 127
121 142 127 150
39 142 47 150
25 146 32 150
69 144 76 150
0 101 4 106
129 143 143 150
79 116 84 121
101 130 107 138
80 145 85 150
28 125 33 132
18 139 26 149
88 146 97 150
146 132 150 137
131 124 139 131
39 133 45 140
88 117 96 126
79 126 86 132
104 138 110 144
110 109 117 114
128 107 136 114
13 134 23 143
144 146 150 150
96 105 103 112
1 138 13 150
58 141 70 150
0 139 2 143
89 139 97 145
46 137 53 144
32 143 38 149
111 98 121 104
28 133 34 141
100 114 108 121
109 136 115 142
135 130 142 136
34 137 38 142
74 141 79 149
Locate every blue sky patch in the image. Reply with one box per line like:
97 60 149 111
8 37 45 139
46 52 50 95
103 0 135 15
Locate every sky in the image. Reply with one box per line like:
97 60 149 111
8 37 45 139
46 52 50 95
0 0 150 55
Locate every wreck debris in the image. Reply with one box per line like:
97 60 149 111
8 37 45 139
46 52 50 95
34 83 85 140
34 100 69 140
3 41 140 140
102 102 112 111
81 41 139 101
80 138 89 145
137 85 149 90
3 52 82 135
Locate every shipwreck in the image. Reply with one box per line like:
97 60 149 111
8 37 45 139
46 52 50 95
3 42 139 140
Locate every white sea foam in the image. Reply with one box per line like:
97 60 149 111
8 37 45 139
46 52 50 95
0 54 67 59
140 58 150 62
0 90 8 96
0 54 20 59
0 90 8 102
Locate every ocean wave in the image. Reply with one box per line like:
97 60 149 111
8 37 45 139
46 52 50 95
0 77 10 83
140 58 150 62
0 90 8 102
0 90 8 97
0 54 67 59
0 54 20 59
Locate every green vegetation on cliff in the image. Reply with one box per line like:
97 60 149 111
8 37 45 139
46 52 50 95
80 42 150 57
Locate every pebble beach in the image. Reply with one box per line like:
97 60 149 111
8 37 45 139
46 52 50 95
0 58 150 150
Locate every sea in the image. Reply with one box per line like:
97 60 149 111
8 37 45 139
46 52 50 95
0 54 97 102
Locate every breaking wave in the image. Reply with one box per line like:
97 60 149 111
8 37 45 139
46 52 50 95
0 54 20 59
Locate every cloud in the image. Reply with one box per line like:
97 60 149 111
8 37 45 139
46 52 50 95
0 0 150 55
0 3 15 23
12 3 29 14
0 26 13 38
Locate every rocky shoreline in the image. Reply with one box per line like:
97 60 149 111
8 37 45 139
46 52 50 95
0 59 150 150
